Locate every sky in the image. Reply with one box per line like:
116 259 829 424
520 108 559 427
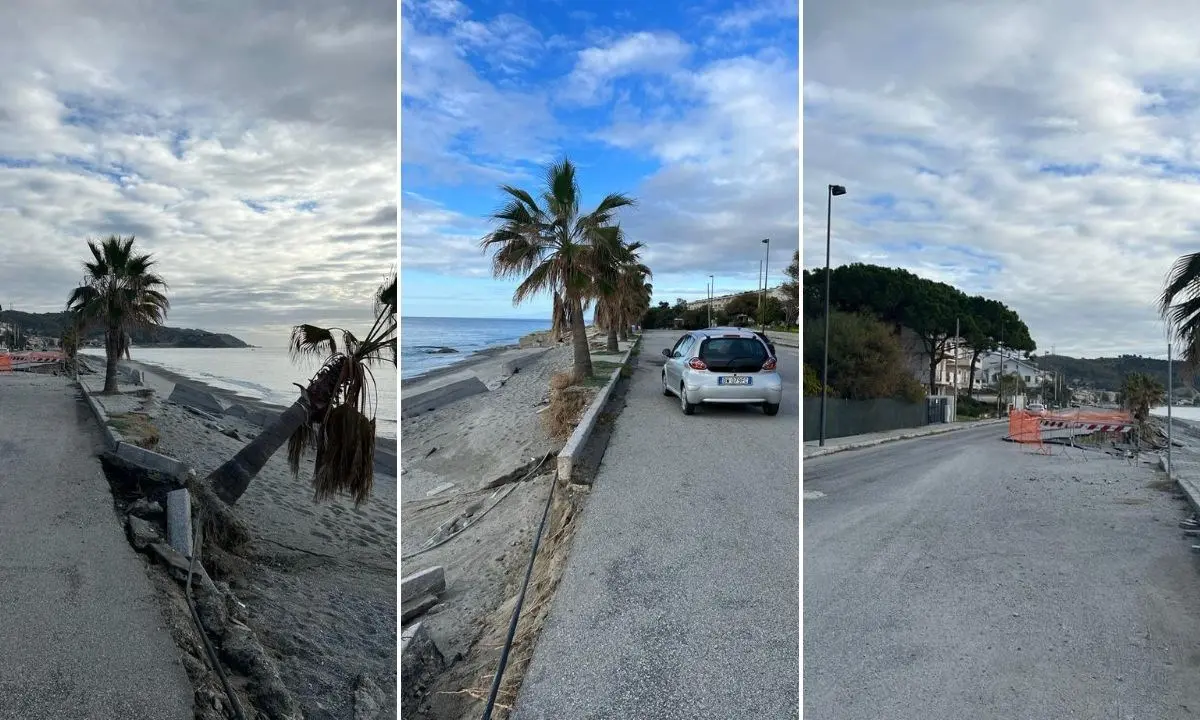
0 1 396 348
399 0 800 320
805 0 1200 359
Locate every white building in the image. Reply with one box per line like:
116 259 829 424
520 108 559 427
979 352 1049 389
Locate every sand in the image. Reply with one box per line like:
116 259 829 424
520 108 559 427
118 360 398 720
401 343 584 719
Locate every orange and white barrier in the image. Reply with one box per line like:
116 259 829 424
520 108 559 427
0 351 65 371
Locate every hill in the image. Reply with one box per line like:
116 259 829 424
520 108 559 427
0 310 249 349
1038 353 1196 393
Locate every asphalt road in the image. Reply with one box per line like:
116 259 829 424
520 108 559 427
514 330 800 719
0 374 193 720
805 424 1200 719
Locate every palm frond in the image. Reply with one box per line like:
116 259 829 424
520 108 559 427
290 324 340 361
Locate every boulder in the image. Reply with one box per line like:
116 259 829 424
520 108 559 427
127 498 165 521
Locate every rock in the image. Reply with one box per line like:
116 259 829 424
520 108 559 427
126 515 162 550
401 622 445 719
221 427 240 441
423 346 458 354
203 421 224 433
353 673 388 720
127 498 165 520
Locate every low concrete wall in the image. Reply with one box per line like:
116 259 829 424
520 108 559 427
76 375 190 482
556 337 639 483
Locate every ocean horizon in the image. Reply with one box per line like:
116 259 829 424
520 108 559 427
82 346 398 439
400 316 552 380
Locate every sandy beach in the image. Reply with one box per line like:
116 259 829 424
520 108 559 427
102 357 398 720
401 329 631 719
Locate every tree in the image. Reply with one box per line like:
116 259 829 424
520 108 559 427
803 310 927 403
594 241 651 351
782 250 800 324
961 297 1035 397
66 235 170 393
480 158 636 381
1122 372 1164 423
1161 252 1200 368
207 273 397 507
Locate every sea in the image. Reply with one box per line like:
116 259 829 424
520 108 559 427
82 346 398 440
1152 406 1200 425
399 316 552 381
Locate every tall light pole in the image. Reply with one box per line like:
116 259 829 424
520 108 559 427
708 275 714 327
759 238 771 331
1169 317 1174 475
819 184 847 447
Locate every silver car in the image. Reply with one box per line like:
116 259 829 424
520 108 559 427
660 327 783 416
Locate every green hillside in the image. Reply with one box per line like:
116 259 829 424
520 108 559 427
0 310 249 349
1038 353 1195 393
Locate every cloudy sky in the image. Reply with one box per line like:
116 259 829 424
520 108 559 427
0 1 396 347
804 0 1200 359
400 0 799 319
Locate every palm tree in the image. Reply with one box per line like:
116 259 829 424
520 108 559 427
206 273 397 508
1161 253 1200 367
480 158 636 381
1121 372 1164 423
594 241 651 352
66 235 170 394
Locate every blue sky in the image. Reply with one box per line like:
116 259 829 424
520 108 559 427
400 0 799 319
0 2 395 347
804 0 1200 358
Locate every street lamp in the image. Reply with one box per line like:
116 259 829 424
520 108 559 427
709 274 714 327
819 184 847 447
759 238 771 332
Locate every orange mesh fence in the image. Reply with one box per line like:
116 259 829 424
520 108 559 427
0 355 10 373
1008 410 1043 444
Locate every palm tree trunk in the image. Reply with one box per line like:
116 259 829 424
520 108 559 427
605 326 619 353
208 357 346 505
103 327 120 394
619 326 629 342
568 293 593 382
967 347 982 399
208 400 308 504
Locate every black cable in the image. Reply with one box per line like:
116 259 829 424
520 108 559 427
481 469 557 720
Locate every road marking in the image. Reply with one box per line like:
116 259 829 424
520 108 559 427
804 491 826 500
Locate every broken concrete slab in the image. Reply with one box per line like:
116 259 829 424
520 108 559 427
400 593 439 624
400 373 488 418
400 566 446 602
126 514 163 551
166 489 193 558
400 622 444 720
167 383 225 416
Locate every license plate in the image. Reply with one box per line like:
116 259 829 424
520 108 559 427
718 376 751 386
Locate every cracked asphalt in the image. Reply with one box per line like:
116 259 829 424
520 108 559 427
513 330 800 720
805 424 1200 719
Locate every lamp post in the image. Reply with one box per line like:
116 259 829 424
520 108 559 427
700 274 710 328
819 184 847 447
759 238 771 331
1169 318 1174 476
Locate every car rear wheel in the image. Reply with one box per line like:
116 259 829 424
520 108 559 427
662 371 672 396
763 402 780 416
679 383 695 415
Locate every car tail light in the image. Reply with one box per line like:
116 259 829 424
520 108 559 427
687 357 707 371
762 357 777 371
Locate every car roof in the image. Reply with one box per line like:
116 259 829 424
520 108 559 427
690 327 763 339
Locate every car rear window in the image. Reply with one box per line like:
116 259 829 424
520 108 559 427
699 337 767 371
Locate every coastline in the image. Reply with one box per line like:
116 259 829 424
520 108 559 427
401 343 521 388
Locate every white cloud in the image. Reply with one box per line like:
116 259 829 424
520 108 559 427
805 0 1200 357
565 31 693 105
0 1 396 345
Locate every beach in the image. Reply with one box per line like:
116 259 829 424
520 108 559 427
83 356 398 720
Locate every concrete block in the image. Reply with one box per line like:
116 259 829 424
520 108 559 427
166 489 193 558
557 368 622 484
115 442 188 480
167 383 225 416
400 593 439 624
401 374 488 418
401 566 445 601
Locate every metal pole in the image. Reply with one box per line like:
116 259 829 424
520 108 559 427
954 317 960 398
996 324 1004 417
762 238 771 332
757 260 763 327
709 275 714 327
1169 321 1174 475
820 192 833 446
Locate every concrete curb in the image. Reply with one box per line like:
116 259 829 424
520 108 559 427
556 337 640 484
76 374 189 481
400 374 489 419
804 418 1008 460
1160 455 1200 516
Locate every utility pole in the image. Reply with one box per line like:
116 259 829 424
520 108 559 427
996 323 1004 417
953 317 960 398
